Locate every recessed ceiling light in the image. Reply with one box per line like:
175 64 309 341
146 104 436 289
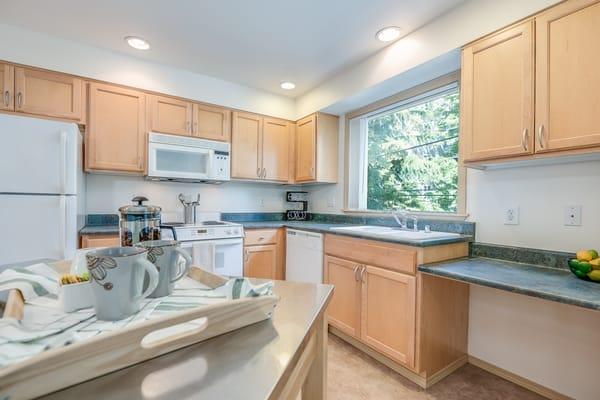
376 26 401 42
125 36 150 50
280 81 296 90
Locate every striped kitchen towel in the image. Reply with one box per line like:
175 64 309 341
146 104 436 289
0 263 59 301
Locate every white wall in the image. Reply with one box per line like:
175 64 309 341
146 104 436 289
0 23 295 120
467 161 600 400
86 174 294 221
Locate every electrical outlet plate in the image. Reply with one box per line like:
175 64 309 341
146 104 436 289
504 207 519 225
564 205 582 226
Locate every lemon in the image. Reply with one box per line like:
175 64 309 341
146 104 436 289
588 270 600 282
577 250 594 261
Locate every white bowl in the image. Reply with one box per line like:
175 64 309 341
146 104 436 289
59 281 94 313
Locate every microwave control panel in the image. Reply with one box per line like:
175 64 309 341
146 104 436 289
213 151 230 180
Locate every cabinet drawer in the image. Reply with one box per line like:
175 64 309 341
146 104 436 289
80 234 120 248
244 229 278 246
324 234 416 275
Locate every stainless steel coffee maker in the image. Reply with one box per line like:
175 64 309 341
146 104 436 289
119 196 162 246
178 193 200 224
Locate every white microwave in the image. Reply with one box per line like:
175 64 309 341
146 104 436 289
147 132 230 183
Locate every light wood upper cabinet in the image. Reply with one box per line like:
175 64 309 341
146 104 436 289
295 112 338 183
86 83 146 173
149 95 193 136
295 114 317 181
324 255 362 338
244 244 277 279
231 112 290 182
535 0 600 152
193 103 231 142
14 67 82 121
262 117 290 181
361 265 416 368
0 63 14 111
461 21 534 162
231 111 262 179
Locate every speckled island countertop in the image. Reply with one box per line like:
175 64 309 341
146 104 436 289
419 257 600 311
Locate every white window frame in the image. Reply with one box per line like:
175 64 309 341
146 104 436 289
343 71 467 219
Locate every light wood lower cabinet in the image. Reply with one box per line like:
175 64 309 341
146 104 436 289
80 234 120 248
14 67 82 121
0 63 14 111
85 83 147 173
324 256 362 338
324 234 469 387
243 228 285 280
361 265 416 368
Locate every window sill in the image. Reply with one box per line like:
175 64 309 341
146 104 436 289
341 208 469 221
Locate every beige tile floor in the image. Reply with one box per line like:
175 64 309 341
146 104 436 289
327 334 545 400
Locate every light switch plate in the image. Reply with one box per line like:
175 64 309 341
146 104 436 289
564 205 582 226
504 207 519 225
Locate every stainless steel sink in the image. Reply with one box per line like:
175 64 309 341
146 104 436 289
330 225 461 241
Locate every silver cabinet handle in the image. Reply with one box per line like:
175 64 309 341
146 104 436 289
16 92 23 108
521 128 529 151
3 90 9 107
537 124 545 149
257 167 261 178
262 167 266 179
244 249 249 262
193 121 198 134
353 265 360 281
359 265 366 283
186 121 191 133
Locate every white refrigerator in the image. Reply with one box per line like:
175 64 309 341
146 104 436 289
0 114 85 266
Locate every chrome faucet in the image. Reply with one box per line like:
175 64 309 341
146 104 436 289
408 215 419 232
392 209 408 229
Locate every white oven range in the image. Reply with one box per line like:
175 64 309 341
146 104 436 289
161 221 244 277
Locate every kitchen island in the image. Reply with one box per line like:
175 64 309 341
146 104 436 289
39 280 333 400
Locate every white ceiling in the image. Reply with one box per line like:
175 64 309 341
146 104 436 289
0 0 465 97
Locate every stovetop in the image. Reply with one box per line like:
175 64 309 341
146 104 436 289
161 220 244 241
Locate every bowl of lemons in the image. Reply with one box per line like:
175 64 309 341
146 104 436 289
568 249 600 282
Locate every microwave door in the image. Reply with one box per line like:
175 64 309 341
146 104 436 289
148 142 211 180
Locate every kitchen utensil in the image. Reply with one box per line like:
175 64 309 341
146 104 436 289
119 196 162 246
138 240 192 297
86 247 159 321
178 193 200 224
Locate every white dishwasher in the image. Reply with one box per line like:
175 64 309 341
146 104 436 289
286 229 323 283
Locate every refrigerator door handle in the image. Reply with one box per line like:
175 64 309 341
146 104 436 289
59 130 67 194
59 195 67 259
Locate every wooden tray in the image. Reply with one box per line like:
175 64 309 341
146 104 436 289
0 263 278 400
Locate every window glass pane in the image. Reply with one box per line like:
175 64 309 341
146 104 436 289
365 89 459 212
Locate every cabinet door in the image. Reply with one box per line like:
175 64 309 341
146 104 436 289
361 265 416 368
81 234 120 249
324 255 362 338
149 95 193 136
231 111 262 180
193 103 231 142
0 63 14 111
461 21 534 162
244 244 277 279
536 0 600 152
14 67 82 120
86 83 146 173
262 117 290 182
295 114 317 182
